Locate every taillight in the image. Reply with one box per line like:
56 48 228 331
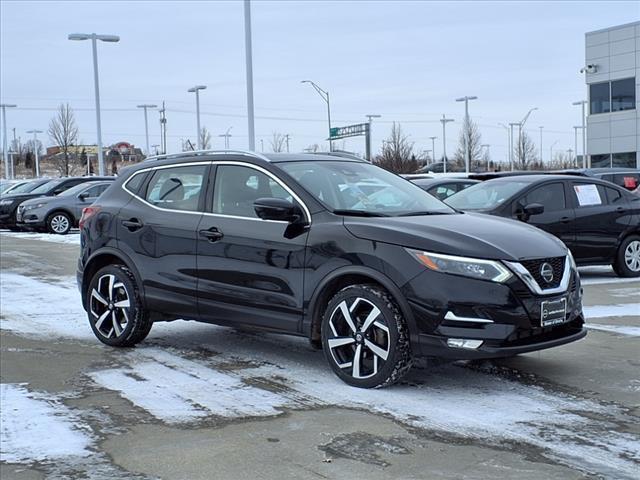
79 206 101 229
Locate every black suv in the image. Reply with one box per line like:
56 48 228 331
78 151 586 388
0 176 113 229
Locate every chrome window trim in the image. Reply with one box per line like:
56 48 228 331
121 159 312 224
504 256 571 295
444 311 494 324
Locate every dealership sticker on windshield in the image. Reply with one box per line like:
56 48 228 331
541 297 567 327
573 184 601 206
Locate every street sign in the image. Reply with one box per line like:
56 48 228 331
329 123 369 140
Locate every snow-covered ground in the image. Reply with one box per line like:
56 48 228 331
1 270 639 478
0 229 80 245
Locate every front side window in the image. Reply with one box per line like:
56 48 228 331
522 183 566 212
445 181 530 211
280 160 453 216
590 82 610 114
145 165 207 212
213 165 295 218
611 78 635 112
30 180 62 195
84 184 110 198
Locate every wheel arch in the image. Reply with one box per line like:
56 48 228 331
47 208 76 226
81 248 145 310
304 266 418 346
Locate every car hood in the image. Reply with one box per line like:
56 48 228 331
0 193 46 203
19 195 55 207
343 212 567 261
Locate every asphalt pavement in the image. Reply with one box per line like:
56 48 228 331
1 232 638 480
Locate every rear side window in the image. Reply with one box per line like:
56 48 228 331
522 183 565 212
145 165 207 212
604 186 623 204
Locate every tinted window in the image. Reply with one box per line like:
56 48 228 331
213 165 294 218
589 82 609 114
30 180 61 194
604 186 623 204
591 154 611 168
523 183 565 212
84 184 110 198
613 173 639 190
429 184 457 200
611 78 635 112
445 181 530 210
145 165 207 212
126 172 147 193
612 152 637 168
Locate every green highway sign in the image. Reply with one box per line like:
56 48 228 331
329 123 369 140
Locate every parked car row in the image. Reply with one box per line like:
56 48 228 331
0 176 113 233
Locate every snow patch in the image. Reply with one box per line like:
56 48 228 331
587 324 640 337
0 383 92 463
0 230 80 245
584 303 640 319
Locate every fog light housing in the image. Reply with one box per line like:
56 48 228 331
447 338 483 349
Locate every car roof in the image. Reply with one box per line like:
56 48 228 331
143 150 365 165
412 177 479 186
487 174 632 188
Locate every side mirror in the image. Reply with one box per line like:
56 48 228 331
254 197 303 223
523 203 544 216
78 192 89 201
53 188 64 195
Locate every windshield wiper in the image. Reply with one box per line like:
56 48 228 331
332 209 390 217
396 211 449 217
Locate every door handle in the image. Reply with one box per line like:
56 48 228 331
122 218 143 231
560 216 571 224
199 227 224 242
616 207 626 213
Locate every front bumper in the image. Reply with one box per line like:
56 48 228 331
16 207 47 228
403 265 585 359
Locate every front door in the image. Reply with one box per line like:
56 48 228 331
196 163 309 332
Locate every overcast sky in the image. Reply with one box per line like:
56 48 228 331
1 0 637 162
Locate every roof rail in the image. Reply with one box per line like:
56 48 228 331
144 149 271 163
310 151 364 161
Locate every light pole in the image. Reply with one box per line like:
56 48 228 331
509 122 519 170
550 140 558 163
137 104 157 156
26 129 43 177
567 148 574 167
440 114 454 173
481 144 490 171
572 100 587 168
1 104 17 179
455 95 477 173
68 33 119 176
285 134 290 153
219 126 233 149
573 126 581 167
365 114 381 162
151 144 160 156
188 85 207 150
517 107 538 168
301 80 332 151
158 102 167 154
499 123 510 167
539 126 544 164
429 136 437 162
260 139 264 152
244 0 255 151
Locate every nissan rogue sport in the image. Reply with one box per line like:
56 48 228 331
77 151 586 388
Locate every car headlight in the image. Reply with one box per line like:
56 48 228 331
406 248 513 283
0 199 14 206
24 203 45 211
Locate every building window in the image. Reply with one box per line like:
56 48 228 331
591 154 611 168
612 152 637 168
590 82 610 114
611 78 635 112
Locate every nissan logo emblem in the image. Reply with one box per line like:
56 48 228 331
540 263 554 283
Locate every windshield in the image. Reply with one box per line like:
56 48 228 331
4 180 46 195
445 180 529 210
279 161 454 216
30 179 62 195
58 182 95 197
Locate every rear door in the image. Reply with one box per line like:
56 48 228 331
116 162 210 317
511 181 575 248
568 181 630 262
196 162 309 332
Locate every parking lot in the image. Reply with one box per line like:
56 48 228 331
1 231 638 480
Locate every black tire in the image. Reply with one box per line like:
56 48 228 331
321 284 412 388
87 264 152 347
47 211 72 235
612 235 640 277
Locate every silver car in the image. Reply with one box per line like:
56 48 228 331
17 181 112 234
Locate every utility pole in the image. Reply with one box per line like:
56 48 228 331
567 148 574 167
26 129 43 177
244 0 256 151
481 144 490 171
499 124 510 168
1 104 17 179
365 114 381 162
188 85 206 150
429 136 437 162
301 80 332 151
550 140 558 164
219 127 233 149
539 126 544 164
572 100 587 168
151 144 160 155
285 134 290 153
11 127 17 180
455 96 477 173
137 104 157 156
509 122 519 170
573 126 581 168
440 114 454 173
159 102 167 154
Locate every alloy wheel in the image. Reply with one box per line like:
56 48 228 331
90 274 131 339
624 240 640 272
50 214 70 233
327 297 390 379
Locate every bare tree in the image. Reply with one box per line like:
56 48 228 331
199 127 212 150
270 132 286 153
373 122 419 174
513 130 538 170
453 116 483 171
48 103 79 176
